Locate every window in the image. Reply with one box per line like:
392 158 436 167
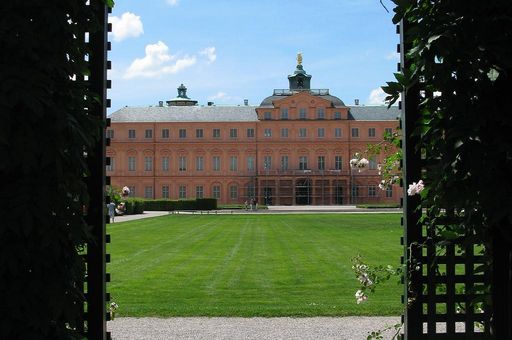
334 111 341 120
144 157 153 171
230 156 238 171
145 129 153 139
369 156 377 170
128 129 136 139
317 128 325 138
247 184 255 199
317 108 325 119
281 156 289 170
247 128 255 138
299 108 307 119
334 128 342 138
280 108 288 120
213 128 221 139
264 111 272 120
385 128 393 136
106 157 114 172
299 128 307 137
179 185 187 199
144 186 153 199
179 129 186 139
128 186 135 197
264 128 272 137
318 156 325 170
335 156 343 170
352 186 360 197
351 128 359 138
368 128 376 137
162 185 169 199
106 129 114 139
162 157 169 171
299 156 308 170
196 186 204 199
386 186 393 198
128 156 136 171
281 128 288 138
230 128 238 138
230 185 238 199
162 129 169 138
179 156 186 171
196 129 204 138
369 185 377 197
213 156 221 171
263 156 272 170
196 156 204 171
247 156 255 171
212 185 221 199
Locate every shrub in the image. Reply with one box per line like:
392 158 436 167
125 199 145 215
356 203 400 209
196 198 217 210
143 199 173 211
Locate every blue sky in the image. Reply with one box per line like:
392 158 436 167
108 0 398 112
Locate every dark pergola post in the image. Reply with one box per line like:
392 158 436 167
399 19 423 339
86 1 110 339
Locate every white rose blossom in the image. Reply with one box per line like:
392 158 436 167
407 180 425 196
355 290 368 304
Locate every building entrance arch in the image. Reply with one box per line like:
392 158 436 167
295 178 311 205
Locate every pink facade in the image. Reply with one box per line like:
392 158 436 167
107 64 401 205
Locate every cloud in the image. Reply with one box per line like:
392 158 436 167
207 92 241 103
200 47 216 64
208 92 227 100
109 12 143 42
385 51 400 61
166 0 179 6
367 88 387 105
124 41 196 79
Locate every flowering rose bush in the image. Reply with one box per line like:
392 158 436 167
122 186 130 197
350 153 370 172
407 180 424 196
351 255 401 304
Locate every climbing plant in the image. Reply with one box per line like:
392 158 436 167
381 0 512 336
0 0 112 338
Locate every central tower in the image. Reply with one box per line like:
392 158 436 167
288 52 312 90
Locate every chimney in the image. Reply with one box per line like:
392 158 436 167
244 99 249 106
158 101 163 107
354 99 360 106
207 101 214 106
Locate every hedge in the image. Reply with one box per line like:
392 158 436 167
123 198 218 214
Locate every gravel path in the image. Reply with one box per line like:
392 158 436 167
108 317 401 340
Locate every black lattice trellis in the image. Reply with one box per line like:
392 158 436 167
399 18 494 339
85 1 111 339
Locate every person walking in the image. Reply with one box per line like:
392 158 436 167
107 202 116 223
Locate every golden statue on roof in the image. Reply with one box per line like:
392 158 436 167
297 52 303 65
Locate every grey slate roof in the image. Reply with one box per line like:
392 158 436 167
110 106 259 122
347 105 400 121
109 105 399 122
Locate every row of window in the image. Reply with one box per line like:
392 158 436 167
263 108 340 120
128 184 393 200
107 155 378 172
129 184 241 200
106 127 392 140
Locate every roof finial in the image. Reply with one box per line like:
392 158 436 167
297 52 303 65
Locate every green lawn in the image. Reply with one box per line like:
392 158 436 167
108 213 402 317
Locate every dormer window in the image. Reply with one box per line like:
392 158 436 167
280 108 288 120
317 108 325 120
299 108 307 120
264 111 272 120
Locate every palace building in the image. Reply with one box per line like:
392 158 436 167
107 57 400 205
